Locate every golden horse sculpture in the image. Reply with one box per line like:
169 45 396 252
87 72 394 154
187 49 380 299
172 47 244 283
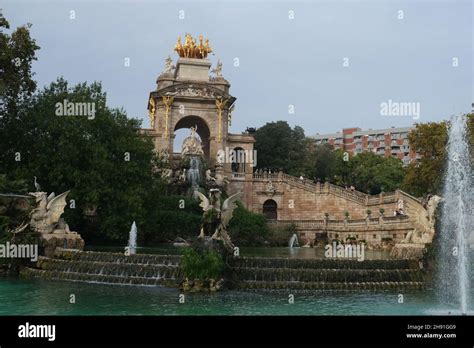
174 34 212 59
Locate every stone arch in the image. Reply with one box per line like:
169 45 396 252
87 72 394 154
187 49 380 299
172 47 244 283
263 199 278 220
173 115 211 159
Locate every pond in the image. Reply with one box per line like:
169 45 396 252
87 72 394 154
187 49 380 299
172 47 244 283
0 245 471 315
0 277 472 315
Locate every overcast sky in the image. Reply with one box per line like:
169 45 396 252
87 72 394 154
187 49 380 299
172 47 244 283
3 0 473 139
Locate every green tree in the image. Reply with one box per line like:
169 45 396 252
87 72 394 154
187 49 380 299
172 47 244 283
141 195 202 244
0 11 40 118
310 143 337 181
341 152 405 194
254 121 309 175
401 122 448 196
0 77 161 244
228 202 269 246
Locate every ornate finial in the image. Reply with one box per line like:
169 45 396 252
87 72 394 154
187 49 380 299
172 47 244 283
163 55 175 73
211 59 223 77
174 34 212 59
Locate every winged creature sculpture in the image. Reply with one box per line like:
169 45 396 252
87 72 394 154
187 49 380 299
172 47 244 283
195 189 242 251
29 191 71 234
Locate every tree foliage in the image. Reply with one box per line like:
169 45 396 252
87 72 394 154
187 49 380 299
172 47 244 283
0 77 164 244
254 121 309 175
0 12 40 118
401 122 448 196
401 115 473 197
228 202 269 246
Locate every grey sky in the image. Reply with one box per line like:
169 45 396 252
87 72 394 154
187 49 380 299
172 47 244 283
3 0 472 140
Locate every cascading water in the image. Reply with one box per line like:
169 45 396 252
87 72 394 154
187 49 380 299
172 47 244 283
288 233 299 248
437 114 473 315
187 155 202 191
128 221 138 255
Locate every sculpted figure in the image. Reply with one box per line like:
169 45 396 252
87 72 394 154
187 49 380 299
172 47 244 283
29 191 71 234
195 189 241 251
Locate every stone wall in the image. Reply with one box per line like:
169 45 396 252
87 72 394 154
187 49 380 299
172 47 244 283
228 173 400 220
227 172 431 251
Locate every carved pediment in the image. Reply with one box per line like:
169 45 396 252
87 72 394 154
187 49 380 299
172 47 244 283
255 180 283 197
155 83 235 104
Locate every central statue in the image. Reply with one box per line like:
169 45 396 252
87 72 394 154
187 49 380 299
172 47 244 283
174 33 212 59
181 125 204 157
195 189 241 251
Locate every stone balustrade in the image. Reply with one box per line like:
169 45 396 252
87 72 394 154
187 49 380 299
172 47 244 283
268 215 411 231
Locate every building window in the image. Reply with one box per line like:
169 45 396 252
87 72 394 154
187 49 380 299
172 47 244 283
373 234 377 239
393 234 397 239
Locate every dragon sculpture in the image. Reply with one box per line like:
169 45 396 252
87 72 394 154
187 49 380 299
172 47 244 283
195 189 241 251
29 191 71 234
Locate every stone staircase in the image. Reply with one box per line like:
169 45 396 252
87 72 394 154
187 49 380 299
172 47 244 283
20 248 182 286
232 257 426 290
20 249 428 290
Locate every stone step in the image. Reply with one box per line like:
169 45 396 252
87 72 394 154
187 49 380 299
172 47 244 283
232 257 419 270
20 267 179 287
54 248 181 266
233 267 424 283
236 280 425 290
37 257 181 279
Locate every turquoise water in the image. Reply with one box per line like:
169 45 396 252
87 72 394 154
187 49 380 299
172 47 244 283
1 246 472 315
2 277 472 316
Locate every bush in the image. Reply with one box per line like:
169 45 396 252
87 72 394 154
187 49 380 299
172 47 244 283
140 195 202 245
228 202 269 246
180 248 225 280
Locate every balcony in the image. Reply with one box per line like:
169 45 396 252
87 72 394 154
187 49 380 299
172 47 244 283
391 149 400 155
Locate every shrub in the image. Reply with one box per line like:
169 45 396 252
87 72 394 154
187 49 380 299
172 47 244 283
180 248 225 280
228 202 269 246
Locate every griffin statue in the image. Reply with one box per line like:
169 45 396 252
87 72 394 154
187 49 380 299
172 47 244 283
195 189 241 251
